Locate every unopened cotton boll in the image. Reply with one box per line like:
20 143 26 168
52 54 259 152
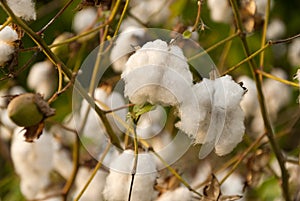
207 0 232 23
110 26 147 73
122 39 193 106
27 60 57 99
288 38 300 67
74 167 108 201
103 150 157 201
0 41 15 66
266 19 286 40
0 26 18 42
156 187 193 201
129 0 170 25
7 0 36 21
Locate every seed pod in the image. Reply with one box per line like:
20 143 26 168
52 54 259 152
7 93 55 127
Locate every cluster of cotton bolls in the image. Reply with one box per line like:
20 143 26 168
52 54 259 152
0 25 18 66
238 68 291 135
122 39 246 158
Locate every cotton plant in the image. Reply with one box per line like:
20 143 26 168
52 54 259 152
0 25 18 66
103 150 158 201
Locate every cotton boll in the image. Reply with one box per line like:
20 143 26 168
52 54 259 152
74 167 108 201
288 38 300 67
216 172 244 199
7 0 36 21
52 141 73 179
0 41 15 66
263 68 291 119
11 128 54 199
237 75 259 117
266 19 286 40
129 0 170 25
122 39 193 106
156 186 193 201
0 26 18 43
103 150 157 201
110 27 147 73
207 0 232 23
255 0 274 16
27 60 57 99
72 7 98 42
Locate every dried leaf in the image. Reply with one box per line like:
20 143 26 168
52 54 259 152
34 93 55 117
202 174 221 200
23 121 45 142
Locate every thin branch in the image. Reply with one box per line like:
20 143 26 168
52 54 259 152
37 0 74 35
191 0 202 32
256 69 299 88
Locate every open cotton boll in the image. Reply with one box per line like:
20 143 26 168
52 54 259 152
110 26 147 73
74 167 108 201
255 0 274 16
122 39 193 106
103 150 157 201
288 38 300 67
7 0 36 21
266 19 286 40
0 26 18 43
27 60 57 99
207 0 232 23
216 171 244 200
263 68 291 119
11 128 54 199
129 0 170 25
237 75 259 117
52 141 73 180
72 7 97 42
0 41 15 66
177 75 245 157
156 186 193 201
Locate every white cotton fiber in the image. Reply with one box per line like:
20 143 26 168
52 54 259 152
7 0 36 21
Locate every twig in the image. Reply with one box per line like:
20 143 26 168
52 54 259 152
256 69 299 88
113 0 130 37
229 0 291 200
191 0 202 32
36 0 74 35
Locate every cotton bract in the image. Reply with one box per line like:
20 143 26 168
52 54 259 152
177 75 246 158
122 39 193 106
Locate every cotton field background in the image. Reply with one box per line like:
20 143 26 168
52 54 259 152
0 0 300 201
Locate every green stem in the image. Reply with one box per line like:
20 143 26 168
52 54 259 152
259 0 271 69
0 16 11 31
229 0 291 200
256 69 299 88
113 0 130 37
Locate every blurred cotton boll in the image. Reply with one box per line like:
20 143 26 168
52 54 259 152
207 0 232 23
103 150 157 201
129 0 170 25
11 128 54 199
7 0 36 21
266 19 286 40
288 38 300 67
110 26 147 73
255 0 274 16
122 39 193 106
74 167 108 201
27 60 57 99
156 186 193 201
0 42 15 66
72 7 98 42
